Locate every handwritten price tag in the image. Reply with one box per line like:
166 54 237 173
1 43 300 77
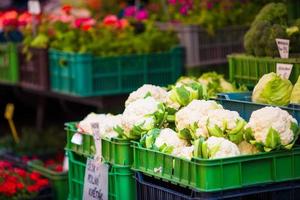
91 123 102 160
28 0 41 15
276 63 293 79
83 158 108 200
276 38 290 59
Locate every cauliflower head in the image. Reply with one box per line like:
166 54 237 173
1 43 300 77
175 100 223 140
116 97 167 140
78 113 107 135
238 141 260 155
203 136 240 159
205 109 246 144
245 107 299 152
125 84 168 107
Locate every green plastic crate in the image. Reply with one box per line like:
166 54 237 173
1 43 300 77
28 160 68 200
67 150 136 200
49 47 183 96
228 54 300 87
0 43 18 83
132 142 300 192
65 122 133 166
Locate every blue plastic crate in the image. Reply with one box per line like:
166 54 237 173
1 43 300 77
135 172 300 200
214 92 300 123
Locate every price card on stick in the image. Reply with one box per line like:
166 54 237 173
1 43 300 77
28 0 41 15
83 158 108 200
276 63 293 79
83 122 108 200
276 38 290 59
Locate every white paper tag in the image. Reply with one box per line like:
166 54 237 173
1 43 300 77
63 155 69 172
28 0 41 15
276 38 290 59
276 63 293 79
91 123 102 160
83 158 108 200
71 133 83 145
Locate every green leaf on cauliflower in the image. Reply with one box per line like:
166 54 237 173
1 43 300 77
265 128 281 149
207 124 225 138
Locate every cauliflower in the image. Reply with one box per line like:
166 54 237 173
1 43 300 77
175 100 223 140
140 128 192 159
77 113 121 139
172 146 194 160
98 114 122 139
167 81 207 109
238 141 260 155
205 109 246 144
203 137 240 159
77 113 106 134
116 97 167 140
125 84 168 107
154 128 188 150
245 107 299 152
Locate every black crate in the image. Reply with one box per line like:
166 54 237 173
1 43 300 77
135 172 300 200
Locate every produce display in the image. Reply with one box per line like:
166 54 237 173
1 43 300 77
0 0 300 199
76 80 299 160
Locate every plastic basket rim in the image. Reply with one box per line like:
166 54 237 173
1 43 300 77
49 45 183 58
132 141 300 164
227 53 300 63
214 92 300 110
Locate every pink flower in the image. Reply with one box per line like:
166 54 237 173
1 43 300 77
124 6 136 17
103 15 118 26
179 5 188 15
135 10 148 21
168 0 177 5
74 17 95 28
207 2 214 10
118 18 129 29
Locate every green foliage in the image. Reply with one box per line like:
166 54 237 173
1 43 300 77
291 76 300 104
244 3 289 57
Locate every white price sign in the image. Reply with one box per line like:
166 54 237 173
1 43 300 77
276 38 290 59
276 63 293 79
28 0 41 15
83 158 108 200
71 133 83 145
91 123 102 160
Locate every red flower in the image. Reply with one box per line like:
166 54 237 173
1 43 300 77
55 165 63 172
62 5 72 14
36 179 49 188
16 183 24 190
0 160 12 168
26 185 40 193
14 168 27 178
29 172 40 181
0 182 17 196
103 15 118 26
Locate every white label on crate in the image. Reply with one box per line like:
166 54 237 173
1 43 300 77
91 123 102 160
28 0 41 15
71 133 83 145
276 38 290 59
276 63 293 79
83 158 108 200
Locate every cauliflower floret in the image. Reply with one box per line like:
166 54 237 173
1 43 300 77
238 141 259 155
175 100 223 139
125 84 167 107
207 109 243 131
99 114 122 139
246 107 297 146
205 136 240 159
78 113 106 134
78 113 121 139
121 97 161 138
154 128 188 148
172 146 194 160
176 100 223 130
